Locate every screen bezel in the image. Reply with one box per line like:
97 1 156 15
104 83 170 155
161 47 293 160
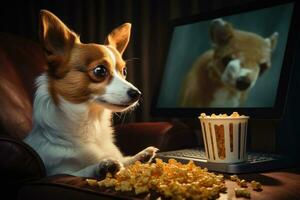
151 0 299 119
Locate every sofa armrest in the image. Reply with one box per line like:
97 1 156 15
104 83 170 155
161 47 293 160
114 122 198 155
0 135 46 185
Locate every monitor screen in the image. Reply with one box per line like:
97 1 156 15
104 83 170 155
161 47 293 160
152 0 298 119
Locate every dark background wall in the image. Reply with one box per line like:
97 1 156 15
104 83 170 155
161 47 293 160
0 0 299 161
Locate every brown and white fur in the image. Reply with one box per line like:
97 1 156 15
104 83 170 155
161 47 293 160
180 18 278 107
24 10 158 178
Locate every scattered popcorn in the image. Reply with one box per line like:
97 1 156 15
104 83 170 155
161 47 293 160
134 185 149 195
251 180 263 191
92 159 226 199
86 179 98 187
98 176 118 188
230 175 239 182
238 179 248 188
235 188 251 198
115 180 133 192
86 159 264 199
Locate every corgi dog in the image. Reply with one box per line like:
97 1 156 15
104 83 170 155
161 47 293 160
180 18 278 107
24 10 158 178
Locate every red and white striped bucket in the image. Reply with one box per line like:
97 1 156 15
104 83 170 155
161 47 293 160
199 115 249 163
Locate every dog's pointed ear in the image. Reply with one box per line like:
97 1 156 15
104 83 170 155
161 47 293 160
210 18 234 46
39 10 78 78
39 10 77 55
265 32 278 52
105 23 131 55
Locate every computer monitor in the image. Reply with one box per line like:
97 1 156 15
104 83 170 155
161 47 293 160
152 0 299 119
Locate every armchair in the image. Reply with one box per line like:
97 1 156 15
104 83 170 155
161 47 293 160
0 33 197 200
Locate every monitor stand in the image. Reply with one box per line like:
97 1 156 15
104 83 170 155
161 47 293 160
156 148 292 174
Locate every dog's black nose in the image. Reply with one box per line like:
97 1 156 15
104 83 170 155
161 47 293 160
236 76 251 91
127 89 141 102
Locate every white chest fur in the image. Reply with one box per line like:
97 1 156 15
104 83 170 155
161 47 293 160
24 74 123 175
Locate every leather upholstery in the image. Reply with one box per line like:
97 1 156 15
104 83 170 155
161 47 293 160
0 33 45 140
115 122 198 155
0 135 46 183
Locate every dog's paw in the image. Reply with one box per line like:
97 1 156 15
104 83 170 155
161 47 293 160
136 146 159 163
96 159 122 179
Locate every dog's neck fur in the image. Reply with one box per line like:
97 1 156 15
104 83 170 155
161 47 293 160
32 73 114 145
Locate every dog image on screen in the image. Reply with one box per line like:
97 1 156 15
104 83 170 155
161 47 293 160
180 18 278 107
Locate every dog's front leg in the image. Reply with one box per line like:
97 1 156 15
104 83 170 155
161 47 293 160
71 159 123 179
123 146 159 166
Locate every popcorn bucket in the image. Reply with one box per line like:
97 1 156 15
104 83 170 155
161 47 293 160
199 114 249 163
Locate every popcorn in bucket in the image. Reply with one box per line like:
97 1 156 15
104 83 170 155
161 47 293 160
199 112 249 163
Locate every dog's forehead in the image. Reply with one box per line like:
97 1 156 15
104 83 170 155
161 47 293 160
105 45 126 69
223 32 271 64
71 44 125 69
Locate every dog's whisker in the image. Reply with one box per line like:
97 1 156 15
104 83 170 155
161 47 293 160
121 112 127 126
114 112 121 119
125 58 140 64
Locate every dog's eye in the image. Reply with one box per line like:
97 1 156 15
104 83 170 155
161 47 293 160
89 65 108 82
93 65 107 78
122 67 127 77
259 62 269 76
222 56 233 66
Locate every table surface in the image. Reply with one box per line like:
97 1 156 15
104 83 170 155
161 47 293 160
41 167 300 200
220 167 300 199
